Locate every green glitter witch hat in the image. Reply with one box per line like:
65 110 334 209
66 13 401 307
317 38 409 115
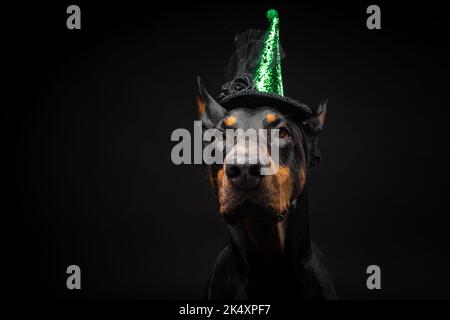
253 9 284 96
218 9 312 120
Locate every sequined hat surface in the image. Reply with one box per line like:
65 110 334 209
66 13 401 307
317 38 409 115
217 9 312 121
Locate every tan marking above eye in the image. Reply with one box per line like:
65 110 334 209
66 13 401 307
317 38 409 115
265 113 278 123
223 116 236 126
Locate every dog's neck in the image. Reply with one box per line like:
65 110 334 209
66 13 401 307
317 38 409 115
226 188 312 273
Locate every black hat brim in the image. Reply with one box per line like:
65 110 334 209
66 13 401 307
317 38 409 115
219 91 312 122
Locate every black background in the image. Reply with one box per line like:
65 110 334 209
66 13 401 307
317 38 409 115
4 1 450 299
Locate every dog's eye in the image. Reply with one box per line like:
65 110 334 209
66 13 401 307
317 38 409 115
278 127 291 139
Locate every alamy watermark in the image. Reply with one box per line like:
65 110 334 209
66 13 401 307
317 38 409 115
171 121 281 176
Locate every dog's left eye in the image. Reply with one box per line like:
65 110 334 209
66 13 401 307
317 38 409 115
278 127 291 139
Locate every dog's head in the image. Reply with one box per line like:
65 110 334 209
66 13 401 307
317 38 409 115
196 77 326 223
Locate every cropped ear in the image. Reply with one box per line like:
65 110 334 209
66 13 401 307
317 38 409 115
302 100 327 167
305 100 327 134
196 76 226 128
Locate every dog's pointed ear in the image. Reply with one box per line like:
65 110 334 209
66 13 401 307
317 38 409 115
196 76 226 128
302 100 327 167
305 100 327 134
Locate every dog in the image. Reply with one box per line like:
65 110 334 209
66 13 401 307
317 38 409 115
196 77 337 300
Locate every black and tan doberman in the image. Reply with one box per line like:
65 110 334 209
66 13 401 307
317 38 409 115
197 78 337 300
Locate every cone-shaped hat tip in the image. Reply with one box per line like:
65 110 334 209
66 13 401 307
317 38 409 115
266 9 279 20
252 8 284 96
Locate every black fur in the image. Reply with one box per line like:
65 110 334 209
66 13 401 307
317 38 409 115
198 79 336 300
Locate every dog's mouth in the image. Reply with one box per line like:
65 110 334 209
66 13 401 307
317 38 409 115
217 165 295 224
222 199 287 224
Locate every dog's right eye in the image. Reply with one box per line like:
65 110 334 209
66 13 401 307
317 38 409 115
278 127 291 139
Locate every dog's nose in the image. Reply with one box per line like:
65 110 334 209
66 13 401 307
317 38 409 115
226 162 262 190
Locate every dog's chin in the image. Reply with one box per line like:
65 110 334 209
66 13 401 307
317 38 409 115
222 199 285 225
